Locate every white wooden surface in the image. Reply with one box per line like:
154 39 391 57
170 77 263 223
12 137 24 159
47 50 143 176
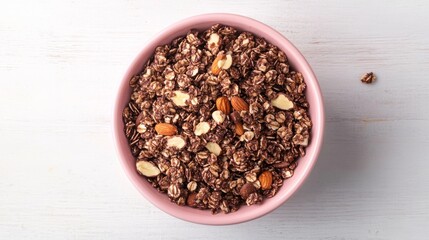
1 0 428 239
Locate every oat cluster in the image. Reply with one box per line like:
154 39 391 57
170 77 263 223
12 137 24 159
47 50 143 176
122 24 312 213
361 72 376 84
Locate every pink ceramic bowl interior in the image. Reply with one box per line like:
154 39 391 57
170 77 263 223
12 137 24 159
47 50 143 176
113 13 324 225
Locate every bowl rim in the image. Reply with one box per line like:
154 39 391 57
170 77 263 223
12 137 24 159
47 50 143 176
113 13 325 225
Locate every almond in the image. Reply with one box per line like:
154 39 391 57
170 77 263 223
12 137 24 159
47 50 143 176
155 123 177 136
216 96 231 114
231 96 249 112
239 183 257 199
235 123 245 136
271 93 294 110
166 136 186 149
211 54 225 75
259 171 273 190
194 122 210 136
212 110 226 124
171 90 190 107
222 54 233 69
136 160 160 177
207 33 220 52
205 142 222 156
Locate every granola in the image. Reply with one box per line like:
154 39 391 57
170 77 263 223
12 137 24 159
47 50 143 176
361 72 376 84
122 24 312 214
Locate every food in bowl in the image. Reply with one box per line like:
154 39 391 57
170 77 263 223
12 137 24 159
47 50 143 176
122 24 312 214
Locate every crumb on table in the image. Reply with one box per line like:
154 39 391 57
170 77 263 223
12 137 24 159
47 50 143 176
361 72 376 84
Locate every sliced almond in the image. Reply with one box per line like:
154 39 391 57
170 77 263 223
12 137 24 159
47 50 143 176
194 122 210 136
212 110 225 124
166 136 186 149
136 160 160 177
271 93 294 110
212 53 233 75
207 33 220 51
171 90 190 107
222 54 233 69
205 142 222 156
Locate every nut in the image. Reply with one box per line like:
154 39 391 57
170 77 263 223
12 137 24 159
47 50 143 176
239 183 257 199
216 96 231 114
166 136 186 149
187 192 198 207
231 96 249 112
211 54 225 75
222 54 233 69
136 160 160 177
194 122 210 136
155 123 177 136
205 142 222 156
171 90 190 107
211 53 233 75
271 93 294 110
212 110 226 124
207 33 220 51
235 123 245 136
136 123 147 133
259 171 273 190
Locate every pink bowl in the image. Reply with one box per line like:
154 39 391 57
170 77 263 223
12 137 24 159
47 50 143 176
113 13 324 225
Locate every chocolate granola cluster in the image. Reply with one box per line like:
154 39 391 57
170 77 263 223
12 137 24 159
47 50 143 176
122 24 312 213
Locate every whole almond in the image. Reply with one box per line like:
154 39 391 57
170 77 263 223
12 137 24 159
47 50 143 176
235 123 245 136
239 183 257 199
216 96 231 114
154 123 177 136
211 54 225 75
259 171 273 190
231 96 249 112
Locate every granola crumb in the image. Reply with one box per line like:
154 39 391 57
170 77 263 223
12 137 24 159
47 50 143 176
361 72 376 84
